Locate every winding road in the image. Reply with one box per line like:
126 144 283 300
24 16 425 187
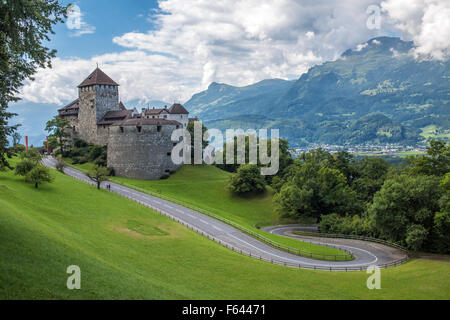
42 157 408 271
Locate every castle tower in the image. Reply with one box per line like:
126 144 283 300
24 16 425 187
77 68 120 145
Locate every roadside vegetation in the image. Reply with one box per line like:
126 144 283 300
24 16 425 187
273 140 449 254
14 148 52 189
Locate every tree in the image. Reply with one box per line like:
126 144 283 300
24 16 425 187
20 147 42 162
217 135 293 179
369 174 442 250
87 165 109 190
274 161 359 220
351 157 389 203
405 224 428 252
405 140 449 176
432 173 450 253
329 151 357 184
55 157 66 173
26 164 53 189
45 116 71 154
14 159 36 177
43 135 58 153
0 0 67 171
186 121 210 164
228 164 266 194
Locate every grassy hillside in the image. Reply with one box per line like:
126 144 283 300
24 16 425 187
0 161 449 299
97 164 347 256
113 165 277 227
64 159 344 256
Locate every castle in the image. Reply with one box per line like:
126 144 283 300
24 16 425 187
58 67 194 180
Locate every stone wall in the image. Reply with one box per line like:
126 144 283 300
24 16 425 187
97 125 110 146
107 124 181 180
77 85 119 145
95 85 119 123
77 86 97 144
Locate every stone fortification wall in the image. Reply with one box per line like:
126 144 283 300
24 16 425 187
107 124 181 180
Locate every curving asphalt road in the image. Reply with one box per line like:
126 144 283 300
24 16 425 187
42 157 407 271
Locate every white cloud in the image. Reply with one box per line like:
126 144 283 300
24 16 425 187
306 31 315 39
356 43 369 51
20 0 450 106
381 0 450 60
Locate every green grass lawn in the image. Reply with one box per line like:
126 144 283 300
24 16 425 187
0 162 449 299
108 164 350 258
63 159 349 258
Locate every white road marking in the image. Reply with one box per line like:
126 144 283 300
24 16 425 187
211 225 223 232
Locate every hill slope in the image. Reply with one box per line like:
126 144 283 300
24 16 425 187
186 37 450 147
1 163 449 299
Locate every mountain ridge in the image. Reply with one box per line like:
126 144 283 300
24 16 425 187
185 36 449 147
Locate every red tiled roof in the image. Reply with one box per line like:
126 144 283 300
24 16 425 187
78 68 119 88
98 110 132 125
168 103 189 114
58 99 80 117
112 117 181 127
58 99 79 111
144 108 169 115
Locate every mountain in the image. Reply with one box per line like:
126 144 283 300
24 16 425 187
186 79 295 121
185 37 450 147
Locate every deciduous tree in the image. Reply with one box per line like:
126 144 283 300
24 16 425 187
87 165 109 190
0 0 67 170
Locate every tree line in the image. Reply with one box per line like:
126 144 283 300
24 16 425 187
225 138 449 253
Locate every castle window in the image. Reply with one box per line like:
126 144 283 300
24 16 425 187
167 152 171 156
157 126 162 132
137 126 142 133
120 126 124 133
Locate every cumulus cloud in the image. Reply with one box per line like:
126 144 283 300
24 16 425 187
19 0 450 106
381 0 450 60
356 43 369 51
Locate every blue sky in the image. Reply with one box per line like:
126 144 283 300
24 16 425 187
11 0 449 146
49 0 160 59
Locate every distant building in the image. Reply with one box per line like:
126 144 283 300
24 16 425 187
57 67 192 180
